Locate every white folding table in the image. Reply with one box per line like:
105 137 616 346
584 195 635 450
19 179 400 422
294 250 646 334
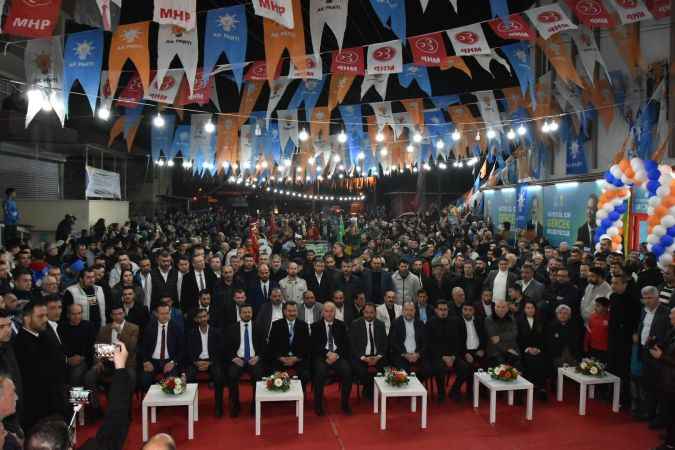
254 379 304 436
373 376 428 430
473 372 534 424
557 366 621 415
141 383 199 442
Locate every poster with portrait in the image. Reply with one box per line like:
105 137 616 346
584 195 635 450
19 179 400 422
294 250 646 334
543 181 602 248
482 188 516 230
515 184 544 237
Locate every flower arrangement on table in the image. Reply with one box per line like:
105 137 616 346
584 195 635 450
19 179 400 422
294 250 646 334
575 358 606 377
266 371 291 392
488 364 520 382
384 367 410 387
160 376 186 395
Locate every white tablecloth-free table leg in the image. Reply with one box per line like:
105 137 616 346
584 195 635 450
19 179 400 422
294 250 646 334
380 394 387 430
194 390 199 422
526 387 533 421
588 385 595 399
612 380 621 413
142 405 149 442
489 389 497 424
507 390 514 406
255 400 262 436
298 399 304 435
151 406 156 423
188 403 194 440
373 382 379 414
557 368 563 402
411 396 416 412
473 374 479 409
421 394 427 429
579 384 588 416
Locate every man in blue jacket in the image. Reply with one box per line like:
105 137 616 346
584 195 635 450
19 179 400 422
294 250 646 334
3 188 19 245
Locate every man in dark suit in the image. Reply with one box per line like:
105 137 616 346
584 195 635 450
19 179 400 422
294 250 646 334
180 254 216 315
576 194 598 249
428 301 459 403
121 286 150 335
187 308 225 417
449 303 487 400
225 303 266 417
266 301 311 389
141 303 185 390
349 303 387 399
474 289 495 319
187 290 223 330
361 257 395 304
483 258 518 302
42 295 68 418
306 259 334 303
245 264 279 314
424 263 456 306
519 264 545 304
214 265 237 309
333 259 363 303
389 302 429 380
332 290 355 330
415 289 435 324
150 251 179 307
223 288 248 326
254 287 285 346
311 301 352 416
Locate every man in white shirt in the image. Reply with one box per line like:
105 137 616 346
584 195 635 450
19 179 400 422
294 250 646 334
449 303 486 400
349 303 387 399
488 258 512 302
138 257 153 309
141 303 184 391
297 290 323 332
279 262 307 304
581 267 612 324
376 290 402 335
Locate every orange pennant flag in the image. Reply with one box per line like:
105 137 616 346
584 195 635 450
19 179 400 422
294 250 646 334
527 78 554 118
328 74 355 111
263 0 307 80
108 21 151 97
216 115 239 172
401 98 425 134
108 116 125 147
441 56 472 78
238 81 265 128
610 24 646 77
502 86 528 113
583 79 615 130
310 107 331 147
390 140 403 170
448 104 480 156
537 35 584 88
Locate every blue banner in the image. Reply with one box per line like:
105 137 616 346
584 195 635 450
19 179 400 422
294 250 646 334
151 114 176 162
288 77 327 119
368 0 406 40
339 104 364 168
489 0 510 21
636 101 657 159
423 110 453 158
398 64 432 96
515 184 528 230
123 107 143 139
430 95 460 111
543 181 602 247
170 125 191 160
566 133 589 175
203 5 248 91
501 42 536 110
63 29 104 116
483 188 516 229
265 120 281 163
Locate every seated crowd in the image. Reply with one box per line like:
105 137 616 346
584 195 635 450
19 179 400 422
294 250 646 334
0 208 673 450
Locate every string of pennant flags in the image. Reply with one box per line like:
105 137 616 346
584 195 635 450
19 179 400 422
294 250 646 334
7 0 670 184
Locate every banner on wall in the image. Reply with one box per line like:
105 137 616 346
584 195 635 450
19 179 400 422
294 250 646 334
543 181 601 247
153 0 196 30
516 184 544 235
85 166 122 199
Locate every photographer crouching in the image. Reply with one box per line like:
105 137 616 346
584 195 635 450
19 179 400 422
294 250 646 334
25 343 132 450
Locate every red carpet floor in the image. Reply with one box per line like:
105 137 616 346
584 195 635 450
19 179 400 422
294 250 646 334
76 383 660 449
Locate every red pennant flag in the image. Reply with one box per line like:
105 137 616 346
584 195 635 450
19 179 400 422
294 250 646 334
331 47 365 76
646 0 671 18
245 61 282 81
488 14 536 40
175 68 213 106
5 0 62 37
408 32 447 67
565 0 616 28
116 73 144 108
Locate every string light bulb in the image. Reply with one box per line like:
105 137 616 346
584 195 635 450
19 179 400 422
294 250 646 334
332 154 341 163
452 130 461 141
413 131 423 143
380 147 388 156
436 140 444 150
308 157 315 166
406 144 415 153
166 160 175 167
486 129 496 140
357 151 365 160
298 128 309 141
153 113 165 128
204 120 215 133
337 130 348 143
475 131 481 141
517 124 527 136
97 107 111 121
375 131 385 142
506 128 516 140
254 123 262 136
549 120 559 132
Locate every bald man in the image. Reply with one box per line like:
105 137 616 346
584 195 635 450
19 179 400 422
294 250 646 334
142 433 176 450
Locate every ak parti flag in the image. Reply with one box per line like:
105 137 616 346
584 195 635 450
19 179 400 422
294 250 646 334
263 0 306 80
238 81 265 127
536 35 584 87
108 21 151 96
216 115 239 170
401 98 425 134
327 74 355 111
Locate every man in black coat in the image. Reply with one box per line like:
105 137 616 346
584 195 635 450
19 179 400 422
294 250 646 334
311 301 352 416
225 303 266 417
150 251 179 307
546 304 582 368
121 286 150 335
223 288 248 326
266 301 311 389
332 259 363 304
0 310 22 436
389 302 429 381
186 308 225 417
428 301 459 403
306 259 334 303
141 303 185 390
449 303 487 400
186 290 223 331
349 303 387 399
180 254 216 315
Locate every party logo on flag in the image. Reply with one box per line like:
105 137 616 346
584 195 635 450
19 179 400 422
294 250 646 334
488 14 535 40
64 29 103 115
526 4 577 39
203 5 248 90
367 41 402 75
447 24 491 56
565 0 615 28
289 55 323 79
175 68 213 106
646 0 670 19
409 33 446 66
608 0 653 24
117 73 144 108
153 0 196 30
253 0 294 28
245 60 282 80
5 0 62 37
145 69 183 104
331 47 365 75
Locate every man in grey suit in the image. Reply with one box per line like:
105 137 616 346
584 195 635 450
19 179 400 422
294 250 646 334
254 287 285 345
297 290 323 333
518 264 545 304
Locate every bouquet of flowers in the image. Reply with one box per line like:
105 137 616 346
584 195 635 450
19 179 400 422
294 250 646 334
488 364 520 382
160 376 186 395
266 371 291 392
576 357 606 377
384 367 409 387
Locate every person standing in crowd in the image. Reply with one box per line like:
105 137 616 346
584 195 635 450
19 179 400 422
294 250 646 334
648 306 675 450
63 268 107 332
2 189 19 245
392 260 422 305
484 258 517 303
581 267 612 324
279 262 307 305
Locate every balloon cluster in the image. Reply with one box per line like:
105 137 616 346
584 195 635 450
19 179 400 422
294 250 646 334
643 160 675 268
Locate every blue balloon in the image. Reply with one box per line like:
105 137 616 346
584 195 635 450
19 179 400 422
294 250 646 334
615 204 626 214
668 226 675 237
609 212 620 221
653 245 665 257
647 180 660 193
661 235 674 248
614 180 624 187
644 160 658 172
604 172 614 183
601 218 612 228
648 169 661 180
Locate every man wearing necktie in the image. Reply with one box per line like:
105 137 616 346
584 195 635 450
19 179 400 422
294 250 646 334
181 255 214 316
311 302 353 416
141 303 184 391
349 303 387 399
225 303 265 417
266 301 311 390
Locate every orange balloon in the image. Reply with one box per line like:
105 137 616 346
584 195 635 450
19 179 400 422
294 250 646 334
664 197 675 208
612 235 622 244
619 160 631 172
625 168 635 179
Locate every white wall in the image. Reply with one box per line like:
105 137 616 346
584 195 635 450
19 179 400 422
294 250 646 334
16 199 129 232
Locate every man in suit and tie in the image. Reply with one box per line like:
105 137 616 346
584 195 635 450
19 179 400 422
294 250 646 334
311 301 353 416
136 257 154 310
375 290 402 335
246 264 279 314
415 289 435 324
141 303 185 391
187 290 223 330
449 302 487 400
223 288 248 326
332 290 355 329
389 301 429 381
254 287 285 345
84 302 139 413
297 290 323 331
175 256 191 308
474 289 495 319
362 257 395 304
180 254 216 315
428 300 459 403
187 308 225 417
349 303 387 399
266 301 311 389
121 286 150 335
43 295 68 415
150 251 178 307
483 258 518 303
576 194 598 249
518 264 545 304
225 303 265 417
306 259 334 303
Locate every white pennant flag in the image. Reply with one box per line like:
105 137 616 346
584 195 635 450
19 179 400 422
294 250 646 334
289 55 323 79
24 36 65 127
367 41 403 75
277 109 299 152
448 0 458 12
267 78 292 124
0 1 5 32
447 23 491 56
554 79 584 123
239 125 254 171
419 0 430 12
99 71 114 114
253 0 294 28
144 69 183 104
361 73 390 99
372 101 395 133
571 27 610 85
393 112 411 139
652 80 668 151
474 54 511 77
525 4 577 39
153 0 196 30
475 91 503 132
156 24 198 95
608 0 653 24
310 0 349 56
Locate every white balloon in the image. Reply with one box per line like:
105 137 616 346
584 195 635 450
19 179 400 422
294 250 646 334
647 234 660 244
662 215 675 228
669 206 675 216
647 243 653 252
660 165 673 175
610 165 623 179
660 175 672 186
648 207 655 216
630 157 644 172
654 225 667 237
621 175 631 185
607 227 619 237
657 186 670 198
635 170 647 182
649 197 661 207
596 210 608 220
659 253 673 268
614 220 624 228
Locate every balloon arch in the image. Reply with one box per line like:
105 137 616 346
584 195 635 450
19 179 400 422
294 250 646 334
599 157 674 268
